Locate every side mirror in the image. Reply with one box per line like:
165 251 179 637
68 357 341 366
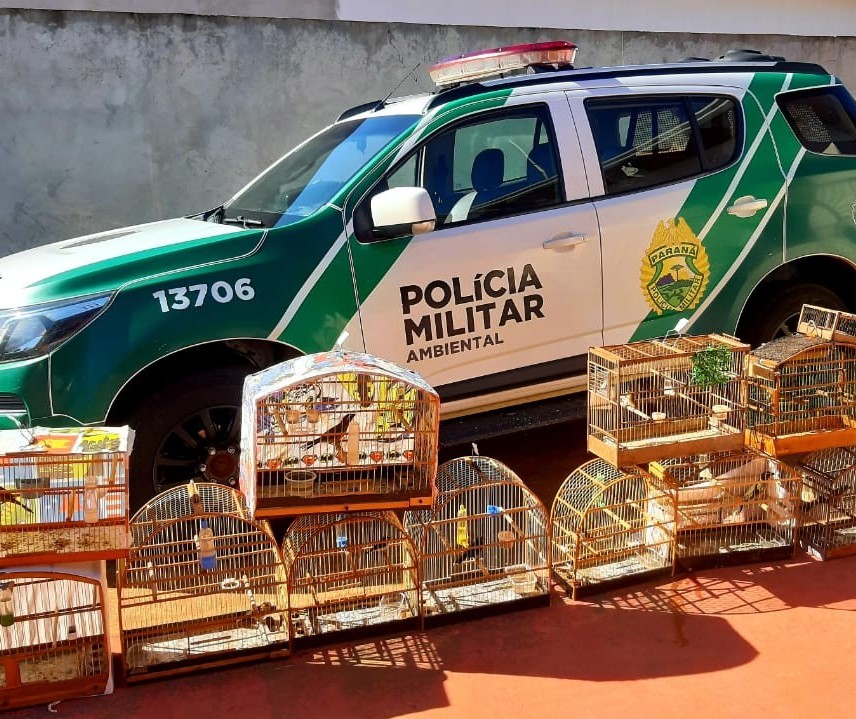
369 187 436 241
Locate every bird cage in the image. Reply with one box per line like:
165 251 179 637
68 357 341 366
551 459 675 599
241 351 440 518
797 446 856 560
649 449 800 569
405 455 525 549
0 571 110 711
282 512 420 644
434 455 524 494
588 334 749 466
118 513 289 681
0 427 132 567
129 482 247 546
745 336 856 456
411 473 550 625
797 304 856 345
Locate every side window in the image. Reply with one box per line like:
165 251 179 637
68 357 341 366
587 96 738 195
417 105 563 227
691 97 739 170
778 85 856 155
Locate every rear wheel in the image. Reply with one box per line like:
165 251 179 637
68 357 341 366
126 366 248 511
738 283 847 348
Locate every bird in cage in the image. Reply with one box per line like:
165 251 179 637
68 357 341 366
453 537 485 564
300 413 357 460
0 488 34 513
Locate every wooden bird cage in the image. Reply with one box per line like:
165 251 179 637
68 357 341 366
241 351 440 518
282 512 420 644
118 513 289 681
745 337 856 456
797 304 856 345
0 427 132 567
649 449 800 570
551 459 675 600
588 334 749 466
797 446 856 560
129 482 247 546
0 571 110 711
407 474 550 626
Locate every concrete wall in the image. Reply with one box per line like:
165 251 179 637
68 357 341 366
2 9 856 253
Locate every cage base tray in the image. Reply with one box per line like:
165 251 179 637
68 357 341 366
122 624 289 681
254 487 433 517
0 524 128 567
554 548 674 600
589 428 744 467
746 424 856 458
675 523 794 570
799 519 856 560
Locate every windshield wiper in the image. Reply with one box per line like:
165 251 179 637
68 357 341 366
223 215 265 228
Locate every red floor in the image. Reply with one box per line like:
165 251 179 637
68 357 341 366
6 552 855 719
7 423 856 718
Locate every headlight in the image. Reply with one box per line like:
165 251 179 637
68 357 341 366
0 292 113 362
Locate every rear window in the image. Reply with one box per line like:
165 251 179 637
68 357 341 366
777 85 856 155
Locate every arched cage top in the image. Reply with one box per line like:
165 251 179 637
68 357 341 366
551 459 661 536
417 479 550 613
283 512 419 638
0 571 110 707
550 459 675 598
129 482 247 545
118 512 289 675
240 351 440 517
434 455 523 494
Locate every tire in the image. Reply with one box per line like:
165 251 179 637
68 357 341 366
125 365 249 511
739 282 847 348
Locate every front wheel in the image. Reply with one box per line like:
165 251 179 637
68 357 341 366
125 366 249 511
738 283 847 348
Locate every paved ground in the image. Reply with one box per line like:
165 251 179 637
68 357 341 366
7 420 856 718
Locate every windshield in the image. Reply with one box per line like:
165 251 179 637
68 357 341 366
223 114 420 228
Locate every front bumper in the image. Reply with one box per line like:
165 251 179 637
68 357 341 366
0 356 54 428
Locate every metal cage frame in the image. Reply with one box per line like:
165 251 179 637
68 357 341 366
745 337 856 456
649 449 800 569
797 445 856 560
282 512 420 645
0 571 110 711
118 512 289 681
588 334 749 466
551 459 676 599
408 476 550 624
241 351 440 518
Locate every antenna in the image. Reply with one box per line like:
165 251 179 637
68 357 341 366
379 58 424 108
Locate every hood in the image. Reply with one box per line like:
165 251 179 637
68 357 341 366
0 217 262 308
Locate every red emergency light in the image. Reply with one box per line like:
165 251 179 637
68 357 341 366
428 40 578 88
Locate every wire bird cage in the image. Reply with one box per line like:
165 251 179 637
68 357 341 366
434 455 525 494
0 427 132 567
0 571 110 711
745 336 856 457
405 468 550 625
649 449 800 569
129 482 247 546
551 459 675 599
797 446 856 559
118 513 289 681
588 334 749 466
282 512 420 644
797 304 856 345
241 351 440 518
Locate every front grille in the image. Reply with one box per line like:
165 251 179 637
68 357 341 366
0 393 27 413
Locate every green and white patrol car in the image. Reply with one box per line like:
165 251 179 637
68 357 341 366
2 41 856 506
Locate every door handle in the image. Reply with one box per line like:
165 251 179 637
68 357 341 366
727 195 768 218
542 233 588 250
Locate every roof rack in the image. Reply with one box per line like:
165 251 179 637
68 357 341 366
426 57 828 111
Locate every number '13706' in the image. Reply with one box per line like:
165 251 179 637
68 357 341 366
152 278 255 313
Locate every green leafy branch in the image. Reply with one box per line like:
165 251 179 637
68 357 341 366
690 344 732 387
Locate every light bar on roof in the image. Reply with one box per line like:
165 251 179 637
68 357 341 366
429 41 577 88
